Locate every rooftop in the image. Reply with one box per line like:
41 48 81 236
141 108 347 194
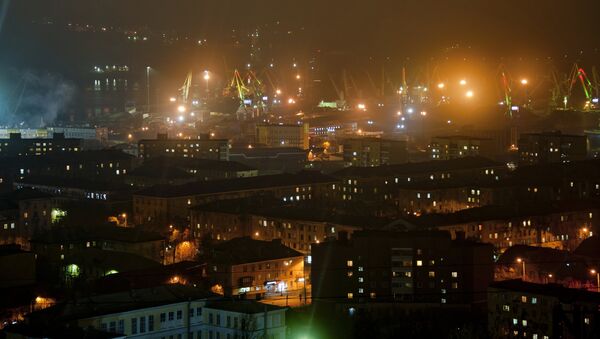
15 175 133 192
191 197 390 228
332 156 503 178
490 279 600 303
205 299 285 314
135 171 336 198
34 284 217 321
139 157 256 173
412 200 600 228
211 237 303 265
31 225 164 244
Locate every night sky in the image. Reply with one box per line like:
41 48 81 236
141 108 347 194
4 0 600 55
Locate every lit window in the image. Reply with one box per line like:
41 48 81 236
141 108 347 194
521 296 527 303
358 288 364 293
358 277 364 283
512 318 518 325
584 318 590 325
502 305 510 312
347 293 353 299
347 260 353 267
416 260 423 267
451 272 458 278
531 297 537 304
428 271 435 278
522 320 527 327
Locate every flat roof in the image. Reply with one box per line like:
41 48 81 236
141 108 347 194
135 171 336 198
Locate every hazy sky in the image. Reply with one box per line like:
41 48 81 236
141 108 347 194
5 0 600 54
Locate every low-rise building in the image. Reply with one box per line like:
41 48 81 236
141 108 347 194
343 137 408 167
429 135 497 160
139 133 230 161
255 123 309 150
30 225 165 263
0 189 58 247
190 198 371 254
229 147 307 175
331 156 505 217
5 284 287 339
416 201 598 252
204 237 305 298
488 279 600 339
133 172 337 226
0 133 82 157
518 131 587 165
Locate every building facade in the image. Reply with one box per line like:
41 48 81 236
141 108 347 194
255 124 309 150
518 132 587 165
139 134 229 161
343 137 408 167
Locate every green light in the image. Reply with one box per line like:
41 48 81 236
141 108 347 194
66 264 80 278
51 208 67 223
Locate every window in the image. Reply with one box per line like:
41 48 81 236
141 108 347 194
428 271 435 278
160 313 166 322
140 316 146 333
347 260 353 267
358 277 364 283
347 292 353 299
451 272 458 278
108 321 116 333
512 318 518 325
416 260 423 266
209 313 213 324
148 315 154 331
131 318 138 334
522 320 527 327
117 320 124 334
196 307 202 316
521 296 527 303
227 316 231 327
168 311 174 321
177 310 183 320
502 305 510 312
531 297 537 304
216 314 221 325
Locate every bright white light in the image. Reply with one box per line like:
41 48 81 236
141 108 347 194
407 108 414 114
177 105 186 113
437 83 445 89
203 72 210 80
169 97 176 102
178 115 185 122
466 90 474 98
459 79 467 86
521 79 528 85
357 103 366 110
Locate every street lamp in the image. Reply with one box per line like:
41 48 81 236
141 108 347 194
466 90 474 98
516 258 526 281
146 66 151 112
591 269 600 293
459 79 467 86
203 71 210 98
